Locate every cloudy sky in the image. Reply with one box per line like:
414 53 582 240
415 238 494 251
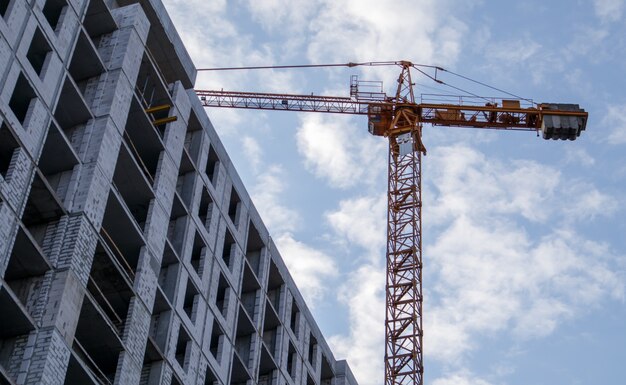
162 1 625 384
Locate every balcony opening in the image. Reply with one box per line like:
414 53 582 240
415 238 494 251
262 300 281 358
27 27 52 77
227 187 241 227
149 285 172 354
290 299 300 338
38 122 79 203
158 241 179 304
21 172 65 248
68 30 105 95
0 0 11 18
215 273 229 317
308 334 317 367
320 355 334 385
0 285 35 384
188 231 206 278
112 144 154 230
140 331 165 385
174 325 191 371
234 304 255 375
286 342 297 381
87 242 133 335
184 112 202 165
124 98 164 186
258 343 278 385
176 148 196 209
222 230 235 271
100 191 145 281
266 260 283 311
205 144 219 186
54 75 91 142
241 263 260 322
9 73 36 125
42 0 67 32
73 295 124 384
83 0 116 39
245 221 264 278
0 123 19 180
203 363 218 385
181 278 199 323
167 193 187 258
3 224 52 318
197 187 215 231
209 322 225 363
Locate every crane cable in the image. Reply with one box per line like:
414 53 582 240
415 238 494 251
197 61 534 105
196 61 442 71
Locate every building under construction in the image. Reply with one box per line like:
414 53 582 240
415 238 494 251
0 1 357 385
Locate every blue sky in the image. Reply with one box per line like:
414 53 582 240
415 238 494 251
162 1 626 384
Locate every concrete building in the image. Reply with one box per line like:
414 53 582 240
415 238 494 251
0 1 357 385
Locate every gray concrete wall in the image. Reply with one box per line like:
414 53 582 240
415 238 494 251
0 1 358 385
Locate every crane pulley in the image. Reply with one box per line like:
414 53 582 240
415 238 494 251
196 60 588 385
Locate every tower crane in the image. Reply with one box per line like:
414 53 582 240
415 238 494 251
195 61 588 385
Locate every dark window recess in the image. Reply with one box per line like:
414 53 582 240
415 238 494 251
287 343 296 380
222 230 235 271
83 0 116 39
209 323 224 362
228 187 241 226
308 334 317 366
171 375 184 385
87 244 133 335
42 0 67 31
27 28 52 76
266 261 284 310
205 145 219 185
184 113 202 164
215 274 228 316
0 123 19 179
0 0 10 18
241 264 260 320
112 145 154 230
73 296 123 383
4 225 51 318
235 305 254 370
9 73 36 125
204 365 218 385
189 231 205 277
175 326 191 370
290 300 300 336
245 221 264 277
198 187 215 228
182 279 199 323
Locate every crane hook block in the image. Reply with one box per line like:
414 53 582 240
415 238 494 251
540 104 587 141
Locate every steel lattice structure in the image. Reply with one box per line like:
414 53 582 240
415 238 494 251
384 65 424 385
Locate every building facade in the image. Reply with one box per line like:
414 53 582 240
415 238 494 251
0 1 357 385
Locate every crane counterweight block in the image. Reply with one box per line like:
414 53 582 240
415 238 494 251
540 103 587 140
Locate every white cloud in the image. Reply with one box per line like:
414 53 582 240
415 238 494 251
296 114 385 189
328 264 385 385
431 372 494 385
274 233 339 307
423 145 624 364
603 104 626 144
593 0 625 22
564 147 595 167
251 165 300 234
324 194 386 259
242 136 262 171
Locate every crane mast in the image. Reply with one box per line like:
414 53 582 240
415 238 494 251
196 61 588 385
